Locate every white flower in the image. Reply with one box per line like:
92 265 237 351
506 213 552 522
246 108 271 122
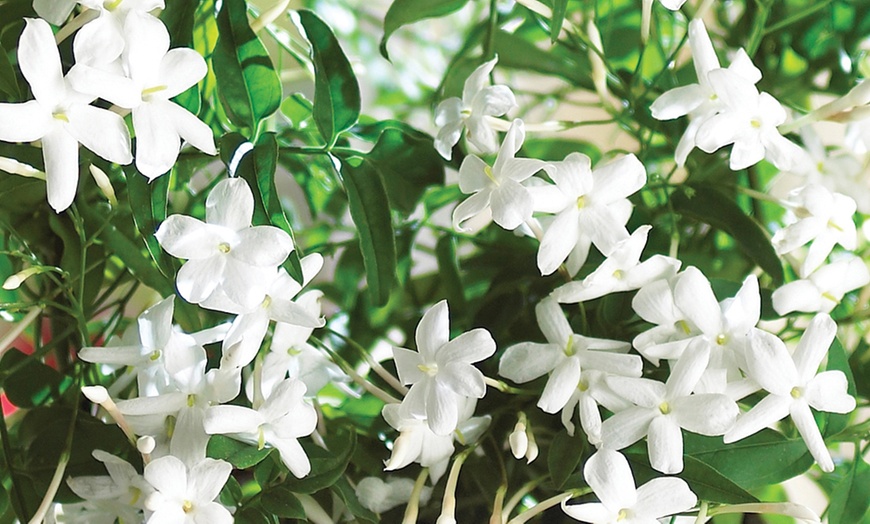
551 226 681 304
202 254 325 369
559 369 632 443
499 297 641 417
724 314 856 472
355 477 432 514
204 378 317 478
0 18 132 212
73 0 165 66
536 153 646 276
650 19 761 166
155 177 294 310
68 12 216 178
772 256 870 315
772 184 858 277
561 449 697 523
434 56 516 160
392 300 496 435
66 450 150 524
695 68 805 171
452 119 548 231
143 456 232 524
601 342 739 474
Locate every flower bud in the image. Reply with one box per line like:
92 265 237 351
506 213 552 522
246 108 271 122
3 267 46 290
88 164 118 207
509 421 528 459
82 385 109 404
137 435 156 455
0 156 44 179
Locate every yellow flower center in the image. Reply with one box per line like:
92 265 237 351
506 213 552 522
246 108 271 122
187 394 196 407
612 269 624 280
417 363 439 376
821 292 839 303
564 336 575 357
258 426 266 450
261 296 272 309
52 111 69 122
576 195 587 209
750 119 762 128
577 379 589 392
484 165 497 184
218 242 231 254
716 333 727 346
676 320 691 335
287 347 302 356
659 401 671 415
149 349 161 361
141 84 168 101
103 0 123 10
617 508 630 521
790 387 802 399
182 500 194 514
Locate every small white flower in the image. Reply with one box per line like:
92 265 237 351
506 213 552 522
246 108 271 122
772 183 858 277
0 19 132 212
724 314 856 472
561 449 697 523
392 300 496 435
434 56 516 160
772 256 870 315
66 450 150 523
354 477 432 515
73 0 165 66
204 378 317 478
452 119 548 231
143 456 232 524
155 177 294 310
535 153 646 276
551 226 681 304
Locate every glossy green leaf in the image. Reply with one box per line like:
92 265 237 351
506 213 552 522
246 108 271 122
684 429 813 490
0 40 20 99
296 10 360 146
380 0 470 59
235 132 304 282
549 0 568 42
162 0 202 114
828 456 870 524
672 184 784 285
627 452 757 504
214 0 282 129
340 156 396 307
365 127 444 215
206 435 273 469
218 476 243 508
281 428 356 493
547 429 585 490
126 169 173 279
259 486 306 519
280 93 314 128
822 337 856 437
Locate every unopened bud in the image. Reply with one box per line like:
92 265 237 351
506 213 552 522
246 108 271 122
0 156 45 179
89 165 118 207
525 437 539 464
82 385 109 404
137 435 156 455
3 266 47 290
509 422 528 459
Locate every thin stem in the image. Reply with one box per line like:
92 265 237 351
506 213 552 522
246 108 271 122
502 478 545 522
506 492 573 524
326 328 408 395
55 9 98 44
310 336 401 404
402 468 429 524
28 390 80 524
694 501 709 524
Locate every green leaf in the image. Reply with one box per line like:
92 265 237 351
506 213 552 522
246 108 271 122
549 0 568 42
547 430 585 490
331 477 379 524
206 435 273 469
822 337 856 437
280 93 314 128
214 0 282 129
235 132 304 282
281 428 356 493
259 486 306 519
0 349 71 408
627 452 758 504
126 169 173 279
435 236 465 308
493 30 591 88
380 0 470 59
671 184 784 285
219 475 243 507
365 128 444 216
296 10 361 147
828 456 870 524
684 429 813 490
0 40 20 99
339 156 397 307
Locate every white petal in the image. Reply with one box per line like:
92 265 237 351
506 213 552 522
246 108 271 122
166 100 217 155
474 85 516 117
42 127 80 212
155 216 225 260
159 48 208 99
176 256 226 304
462 57 498 105
671 393 738 435
537 208 580 275
745 330 798 395
498 342 562 383
66 104 133 165
458 155 491 194
790 401 834 472
124 10 170 84
538 358 581 413
589 154 646 204
203 405 263 435
493 119 524 171
66 64 141 109
188 458 233 501
73 14 125 66
133 101 181 179
0 101 52 141
804 371 856 414
416 300 450 363
599 407 656 450
490 179 532 230
437 328 495 365
606 376 665 408
233 227 294 266
632 278 678 325
33 0 76 25
772 280 823 315
674 267 721 336
440 362 485 398
792 313 836 382
688 19 720 79
452 190 491 231
536 296 572 346
19 19 65 107
724 394 791 443
427 381 460 435
666 341 710 398
634 477 698 519
221 310 269 368
583 449 637 509
144 455 187 494
651 84 708 120
272 437 312 478
648 415 684 474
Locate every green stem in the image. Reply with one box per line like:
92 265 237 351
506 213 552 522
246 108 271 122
764 0 834 35
28 393 80 524
484 0 498 61
745 0 772 57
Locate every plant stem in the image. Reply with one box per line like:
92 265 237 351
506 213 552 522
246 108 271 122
28 391 80 524
506 492 572 524
402 468 429 524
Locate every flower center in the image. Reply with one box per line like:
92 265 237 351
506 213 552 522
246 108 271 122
658 401 671 415
617 508 631 521
52 110 69 122
258 426 266 450
287 347 302 356
460 108 472 118
218 242 231 254
564 336 575 357
149 349 161 361
821 292 839 303
128 486 141 505
676 320 692 335
827 219 844 232
709 93 718 101
187 394 196 407
417 363 439 376
165 415 177 438
790 386 803 399
141 84 168 101
182 500 194 514
261 295 272 309
794 206 812 219
715 333 727 346
483 165 497 184
103 0 123 10
576 195 587 209
577 379 589 392
750 118 762 128
612 269 624 280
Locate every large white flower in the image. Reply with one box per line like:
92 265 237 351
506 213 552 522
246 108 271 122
772 183 858 277
601 342 739 474
73 0 165 66
392 300 496 435
452 119 548 231
536 153 646 276
499 297 641 416
143 456 232 524
434 56 516 160
68 11 216 178
0 18 132 212
562 449 697 523
155 177 294 310
772 256 870 315
204 378 317 478
724 314 856 472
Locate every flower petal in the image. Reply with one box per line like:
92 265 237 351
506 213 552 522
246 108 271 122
672 393 738 435
634 477 698 519
499 342 562 383
589 154 646 205
156 216 225 260
538 358 581 413
188 457 233 501
133 101 181 179
674 266 721 336
176 256 226 304
490 179 532 230
440 362 486 398
159 48 208 99
804 371 856 414
416 300 450 363
272 437 312 478
537 208 580 276
583 449 637 509
437 328 496 365
42 127 80 212
790 401 834 472
66 104 133 165
19 19 65 107
427 380 460 435
724 394 791 443
599 406 656 450
745 330 798 395
0 101 52 142
203 405 263 435
165 100 217 155
452 190 491 231
792 313 836 383
648 415 684 473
